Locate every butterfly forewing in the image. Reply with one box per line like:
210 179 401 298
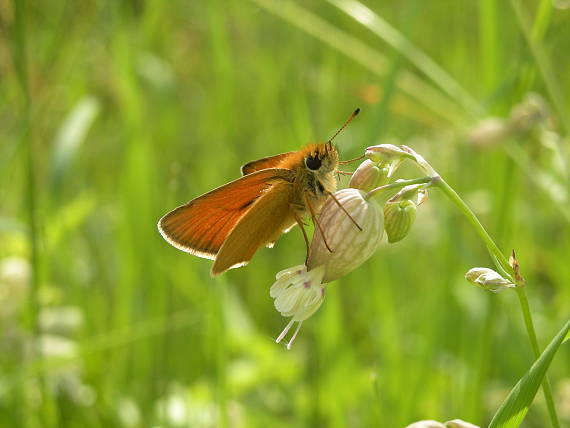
241 152 295 175
158 168 295 260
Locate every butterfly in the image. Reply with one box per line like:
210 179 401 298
158 109 361 275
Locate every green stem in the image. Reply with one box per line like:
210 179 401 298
365 176 433 200
432 177 513 278
433 176 560 428
516 288 560 428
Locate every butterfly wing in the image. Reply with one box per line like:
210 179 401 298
158 168 295 260
241 152 295 175
211 179 296 275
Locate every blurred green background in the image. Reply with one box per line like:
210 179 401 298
1 0 569 427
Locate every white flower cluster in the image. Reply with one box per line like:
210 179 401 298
270 155 389 348
270 144 436 348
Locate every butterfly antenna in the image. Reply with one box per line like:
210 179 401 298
327 108 360 144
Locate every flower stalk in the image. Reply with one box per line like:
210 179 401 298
269 141 559 428
365 176 434 200
365 143 559 426
430 170 560 427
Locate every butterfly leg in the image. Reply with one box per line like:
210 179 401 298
294 212 311 265
327 192 363 231
338 154 365 165
304 195 333 254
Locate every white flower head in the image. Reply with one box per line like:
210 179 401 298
307 188 383 283
465 267 515 292
270 265 326 349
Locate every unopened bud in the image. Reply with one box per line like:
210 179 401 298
365 144 411 162
465 267 515 292
349 159 386 190
384 199 417 243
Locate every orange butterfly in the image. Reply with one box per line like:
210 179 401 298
158 109 361 275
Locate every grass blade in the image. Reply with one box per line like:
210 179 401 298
488 318 570 428
326 0 483 117
510 0 569 132
248 0 467 124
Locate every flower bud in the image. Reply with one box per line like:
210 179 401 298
365 144 410 162
384 199 417 243
465 267 515 292
307 188 383 283
349 159 387 190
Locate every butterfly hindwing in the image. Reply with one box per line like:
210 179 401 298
158 168 295 260
212 179 296 275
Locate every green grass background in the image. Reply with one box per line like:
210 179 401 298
1 0 569 427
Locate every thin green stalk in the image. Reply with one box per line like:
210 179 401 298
432 177 512 277
433 176 561 428
479 0 499 92
515 288 560 428
530 0 552 44
12 0 50 425
214 281 228 428
327 0 483 118
510 0 568 132
365 176 433 200
248 0 468 125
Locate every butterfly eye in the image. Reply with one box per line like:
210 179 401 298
305 155 322 170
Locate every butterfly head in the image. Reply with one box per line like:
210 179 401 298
303 142 339 176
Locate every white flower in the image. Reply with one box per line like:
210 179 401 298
307 188 383 283
465 267 515 292
270 265 326 349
